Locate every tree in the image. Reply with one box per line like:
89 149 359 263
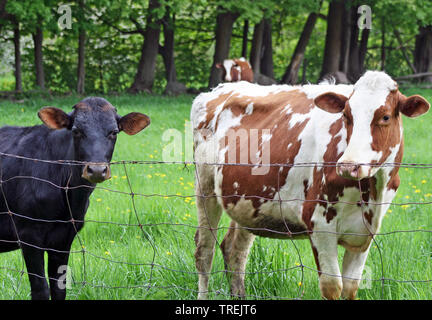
414 26 432 82
208 7 239 88
77 0 86 94
281 10 320 84
129 0 163 93
320 0 344 79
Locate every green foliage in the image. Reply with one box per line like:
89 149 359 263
0 0 430 93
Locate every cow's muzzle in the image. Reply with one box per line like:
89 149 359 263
336 161 367 180
82 163 111 183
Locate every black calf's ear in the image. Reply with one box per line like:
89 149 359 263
118 112 150 135
38 107 71 130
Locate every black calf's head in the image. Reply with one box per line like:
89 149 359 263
38 97 150 184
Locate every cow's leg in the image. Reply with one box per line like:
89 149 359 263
21 245 50 300
194 179 222 300
341 248 370 300
47 250 71 300
309 231 342 300
220 221 255 298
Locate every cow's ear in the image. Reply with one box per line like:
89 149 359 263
216 63 222 69
118 112 150 135
314 92 348 114
399 94 430 118
38 107 72 130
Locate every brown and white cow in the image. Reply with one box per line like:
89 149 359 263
191 71 430 300
216 57 254 83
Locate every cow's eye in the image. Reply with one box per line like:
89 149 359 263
108 130 119 139
383 115 390 121
72 127 83 138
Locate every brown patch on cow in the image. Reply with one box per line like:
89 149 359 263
101 103 115 112
302 167 324 229
303 180 309 198
219 90 314 212
233 59 253 82
74 102 90 110
363 210 373 225
197 92 233 130
325 207 337 223
370 91 402 165
387 139 403 191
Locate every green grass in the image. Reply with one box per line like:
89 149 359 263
0 89 431 300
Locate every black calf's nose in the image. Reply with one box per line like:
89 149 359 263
82 164 111 183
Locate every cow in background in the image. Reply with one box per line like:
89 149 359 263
216 58 254 83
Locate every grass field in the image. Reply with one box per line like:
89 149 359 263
0 88 431 300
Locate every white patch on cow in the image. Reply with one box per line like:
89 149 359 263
287 143 292 149
245 103 254 115
281 104 291 115
223 60 235 82
233 182 239 189
338 71 396 176
289 112 311 129
215 108 244 139
263 185 268 192
262 133 272 143
302 83 353 100
255 150 261 159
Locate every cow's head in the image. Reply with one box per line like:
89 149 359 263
38 97 150 184
314 71 430 180
216 57 252 82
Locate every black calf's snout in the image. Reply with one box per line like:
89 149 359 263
82 163 111 183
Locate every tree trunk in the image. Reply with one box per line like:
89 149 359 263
380 18 386 71
339 0 351 73
320 0 344 79
208 9 239 88
0 0 7 33
77 0 85 94
13 19 22 92
129 0 162 93
281 12 318 84
394 29 416 74
358 28 370 73
160 12 177 83
414 25 432 82
160 12 186 95
32 24 45 89
260 18 274 79
249 19 265 75
241 20 249 58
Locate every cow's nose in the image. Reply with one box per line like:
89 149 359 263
336 162 362 180
82 163 111 183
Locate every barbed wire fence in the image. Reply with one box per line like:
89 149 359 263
0 151 431 300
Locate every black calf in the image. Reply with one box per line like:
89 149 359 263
0 97 150 299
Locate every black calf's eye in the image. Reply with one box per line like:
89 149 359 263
72 127 83 138
108 130 119 139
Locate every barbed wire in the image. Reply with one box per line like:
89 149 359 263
0 152 430 300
